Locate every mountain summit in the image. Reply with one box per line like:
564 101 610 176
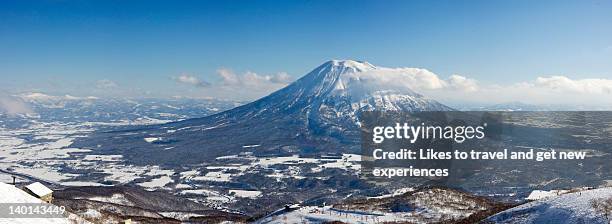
78 60 451 165
224 59 448 118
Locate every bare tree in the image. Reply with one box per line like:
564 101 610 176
591 197 612 221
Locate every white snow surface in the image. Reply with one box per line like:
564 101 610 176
229 189 262 198
526 189 569 201
488 187 612 224
137 175 173 189
77 193 134 206
296 60 449 112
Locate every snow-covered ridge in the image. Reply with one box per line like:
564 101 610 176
526 189 570 201
259 187 502 224
328 59 376 72
19 92 98 102
488 187 612 224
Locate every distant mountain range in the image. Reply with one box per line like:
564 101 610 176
0 93 240 126
449 101 612 111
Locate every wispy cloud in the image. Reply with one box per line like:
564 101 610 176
216 68 293 87
170 69 293 100
533 76 612 94
447 74 479 92
421 74 612 105
352 68 478 92
96 79 119 89
212 69 294 100
348 65 610 105
172 74 211 87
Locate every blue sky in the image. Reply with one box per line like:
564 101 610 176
1 0 611 103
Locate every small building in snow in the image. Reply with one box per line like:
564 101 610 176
23 182 53 203
284 204 301 211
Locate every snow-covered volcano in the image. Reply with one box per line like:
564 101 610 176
231 59 449 118
212 59 451 133
77 60 451 165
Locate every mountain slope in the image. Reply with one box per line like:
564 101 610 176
257 186 512 224
52 185 248 223
75 60 451 166
487 187 612 224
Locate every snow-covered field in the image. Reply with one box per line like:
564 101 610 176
0 121 94 183
0 117 178 188
171 153 363 207
76 193 135 206
0 114 362 192
229 189 262 198
0 116 367 216
199 153 362 182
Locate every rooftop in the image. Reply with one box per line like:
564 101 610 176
25 182 53 197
